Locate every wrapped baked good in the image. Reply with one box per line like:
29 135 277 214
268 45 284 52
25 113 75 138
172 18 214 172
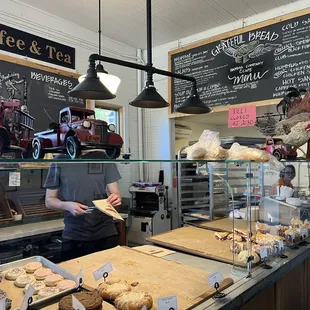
285 227 301 245
214 232 229 241
227 233 243 242
255 222 270 234
290 218 303 228
229 242 246 254
227 143 270 162
277 225 289 238
238 250 260 264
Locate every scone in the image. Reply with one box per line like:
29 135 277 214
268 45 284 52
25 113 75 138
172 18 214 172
14 275 36 288
5 267 26 280
238 250 260 264
59 292 102 310
97 280 131 301
34 268 52 280
24 281 46 295
57 279 76 291
24 262 43 273
44 274 63 287
114 291 153 310
37 287 59 299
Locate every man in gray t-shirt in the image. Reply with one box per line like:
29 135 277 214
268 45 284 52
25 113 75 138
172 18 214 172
44 151 122 261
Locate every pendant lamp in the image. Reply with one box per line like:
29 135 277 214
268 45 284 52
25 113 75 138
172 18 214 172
75 0 120 98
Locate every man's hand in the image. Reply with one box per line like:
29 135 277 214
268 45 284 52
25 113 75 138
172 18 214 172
66 202 88 216
107 193 121 207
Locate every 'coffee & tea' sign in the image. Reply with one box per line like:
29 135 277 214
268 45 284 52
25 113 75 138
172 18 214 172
0 24 75 69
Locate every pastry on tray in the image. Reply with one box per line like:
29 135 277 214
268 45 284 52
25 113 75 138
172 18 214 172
59 291 103 310
277 225 289 237
14 275 36 288
57 279 77 291
97 280 131 301
24 281 46 294
23 262 43 273
227 233 243 242
37 286 59 299
5 267 26 280
229 241 245 254
214 232 229 241
233 229 252 241
44 274 63 286
238 250 260 264
290 218 303 228
255 222 270 234
114 291 153 310
34 268 53 280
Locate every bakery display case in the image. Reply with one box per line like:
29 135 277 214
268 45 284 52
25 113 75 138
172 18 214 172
0 158 310 309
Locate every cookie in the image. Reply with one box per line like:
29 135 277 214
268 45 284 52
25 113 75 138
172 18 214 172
5 267 26 281
24 281 46 295
97 280 131 301
114 291 153 310
37 286 59 299
34 268 52 280
57 279 76 291
14 275 36 288
23 262 42 273
59 292 102 310
44 274 63 287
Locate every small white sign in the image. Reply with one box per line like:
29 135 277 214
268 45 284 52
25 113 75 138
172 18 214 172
93 262 113 281
0 299 5 310
267 213 273 223
260 246 268 259
278 241 284 251
207 271 223 288
20 285 35 310
72 295 85 310
76 269 83 286
141 306 147 310
157 296 178 310
9 172 21 187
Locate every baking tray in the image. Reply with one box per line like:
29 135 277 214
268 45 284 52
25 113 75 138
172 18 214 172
0 256 81 310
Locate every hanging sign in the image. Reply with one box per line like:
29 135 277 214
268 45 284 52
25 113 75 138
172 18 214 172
0 24 75 69
228 105 256 128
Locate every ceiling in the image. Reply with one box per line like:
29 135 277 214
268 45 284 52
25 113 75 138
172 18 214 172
19 0 296 49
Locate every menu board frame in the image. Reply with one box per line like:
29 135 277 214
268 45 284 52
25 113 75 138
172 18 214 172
168 7 310 118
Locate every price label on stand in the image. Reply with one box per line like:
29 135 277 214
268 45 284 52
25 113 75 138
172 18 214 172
9 172 21 186
141 306 147 310
207 272 223 288
72 295 85 310
0 298 5 310
260 247 268 259
20 285 35 310
93 262 113 281
76 269 83 286
157 296 178 310
278 241 284 251
267 213 273 223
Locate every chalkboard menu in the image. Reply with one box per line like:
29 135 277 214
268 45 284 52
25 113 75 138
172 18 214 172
170 9 310 114
0 56 85 131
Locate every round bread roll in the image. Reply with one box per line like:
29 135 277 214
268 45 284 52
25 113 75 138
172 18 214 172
44 274 63 287
97 280 131 301
23 262 42 273
5 267 26 281
238 250 260 264
34 268 52 280
57 279 76 291
37 286 59 299
24 281 46 294
14 275 36 288
59 292 102 310
114 292 153 310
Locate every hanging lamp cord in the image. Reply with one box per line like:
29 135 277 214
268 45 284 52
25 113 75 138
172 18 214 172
98 0 102 61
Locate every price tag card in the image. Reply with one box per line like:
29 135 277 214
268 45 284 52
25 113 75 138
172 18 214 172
207 271 223 288
141 306 147 310
278 241 284 251
267 213 273 223
228 105 256 128
157 296 178 310
260 246 268 259
20 285 35 310
93 262 113 281
0 299 5 310
72 295 85 310
76 269 83 286
9 172 21 186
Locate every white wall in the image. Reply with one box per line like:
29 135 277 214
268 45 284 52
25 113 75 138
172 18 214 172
1 0 140 198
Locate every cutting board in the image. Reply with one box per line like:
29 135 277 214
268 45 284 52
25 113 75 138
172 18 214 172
197 218 256 233
148 226 251 266
133 245 176 257
58 246 233 309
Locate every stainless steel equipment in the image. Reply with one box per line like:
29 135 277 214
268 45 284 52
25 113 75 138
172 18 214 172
127 183 171 246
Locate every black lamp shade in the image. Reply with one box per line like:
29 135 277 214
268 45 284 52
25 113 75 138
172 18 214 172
176 94 212 114
130 86 169 108
68 74 115 100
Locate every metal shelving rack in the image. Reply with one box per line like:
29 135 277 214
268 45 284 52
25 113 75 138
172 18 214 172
175 146 261 227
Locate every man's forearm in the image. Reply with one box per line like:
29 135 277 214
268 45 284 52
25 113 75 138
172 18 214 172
45 197 71 212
